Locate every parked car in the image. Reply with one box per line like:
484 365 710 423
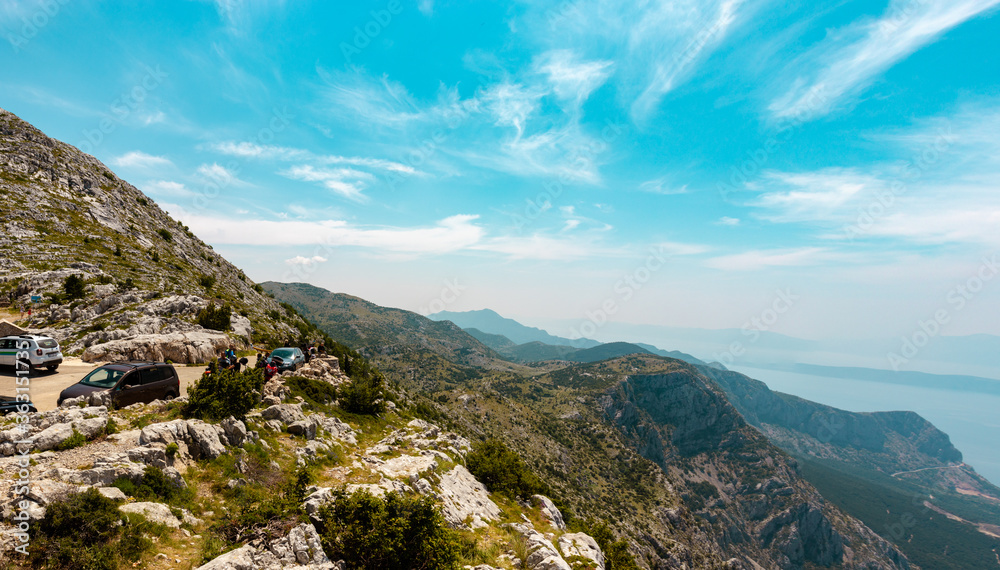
57 361 180 407
0 395 36 415
0 334 63 374
268 347 305 373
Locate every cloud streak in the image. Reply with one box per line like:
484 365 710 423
770 0 1000 120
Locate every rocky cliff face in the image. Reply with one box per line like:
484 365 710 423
0 107 304 358
700 366 999 499
590 358 910 569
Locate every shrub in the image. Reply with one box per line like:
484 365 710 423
28 487 159 569
466 439 548 499
184 367 263 420
588 522 640 570
151 250 160 262
63 274 85 300
113 465 192 506
55 428 87 451
339 372 386 416
113 244 122 257
196 302 232 331
286 375 338 411
166 442 179 457
157 228 173 241
117 277 135 292
199 274 216 290
316 490 460 570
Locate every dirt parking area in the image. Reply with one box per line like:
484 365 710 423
0 358 208 412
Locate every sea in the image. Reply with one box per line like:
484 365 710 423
727 364 1000 488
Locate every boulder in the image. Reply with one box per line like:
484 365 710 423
196 523 341 569
558 533 605 570
186 421 227 459
120 502 181 528
532 495 567 531
31 423 74 452
82 329 238 364
262 404 306 425
437 465 501 529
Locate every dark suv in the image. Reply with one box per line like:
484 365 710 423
57 361 180 407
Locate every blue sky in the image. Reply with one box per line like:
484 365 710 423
3 0 1000 345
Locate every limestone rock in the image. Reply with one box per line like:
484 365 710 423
120 502 182 528
262 404 306 424
82 330 238 364
532 495 567 531
31 423 74 452
558 533 605 570
438 465 501 529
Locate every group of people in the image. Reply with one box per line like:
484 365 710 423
216 348 249 372
207 341 329 381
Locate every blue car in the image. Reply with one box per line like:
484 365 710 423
268 347 305 372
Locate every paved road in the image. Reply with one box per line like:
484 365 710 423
0 358 208 412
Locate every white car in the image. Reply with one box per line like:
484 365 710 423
0 335 64 374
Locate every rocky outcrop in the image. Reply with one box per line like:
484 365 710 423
196 523 341 569
139 417 255 459
82 329 239 364
532 495 566 530
558 533 605 570
436 465 502 529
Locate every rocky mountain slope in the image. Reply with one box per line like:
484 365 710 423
0 107 310 361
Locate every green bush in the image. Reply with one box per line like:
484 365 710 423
466 439 548 499
196 302 232 331
339 372 386 416
199 274 217 290
112 465 192 506
586 522 640 570
28 487 160 569
117 277 135 292
55 428 87 451
157 228 173 241
63 274 85 300
184 367 263 421
113 244 122 257
316 490 460 570
286 375 338 411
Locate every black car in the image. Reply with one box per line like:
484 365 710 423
0 395 36 415
58 361 180 407
268 347 305 372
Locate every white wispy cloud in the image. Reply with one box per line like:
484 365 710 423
113 151 173 169
717 216 740 226
770 0 1000 121
142 180 191 198
523 0 748 122
169 212 484 254
535 50 614 109
208 141 308 160
655 241 711 256
748 102 1000 247
638 177 689 195
279 165 374 201
750 169 878 223
704 247 831 271
285 255 327 266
